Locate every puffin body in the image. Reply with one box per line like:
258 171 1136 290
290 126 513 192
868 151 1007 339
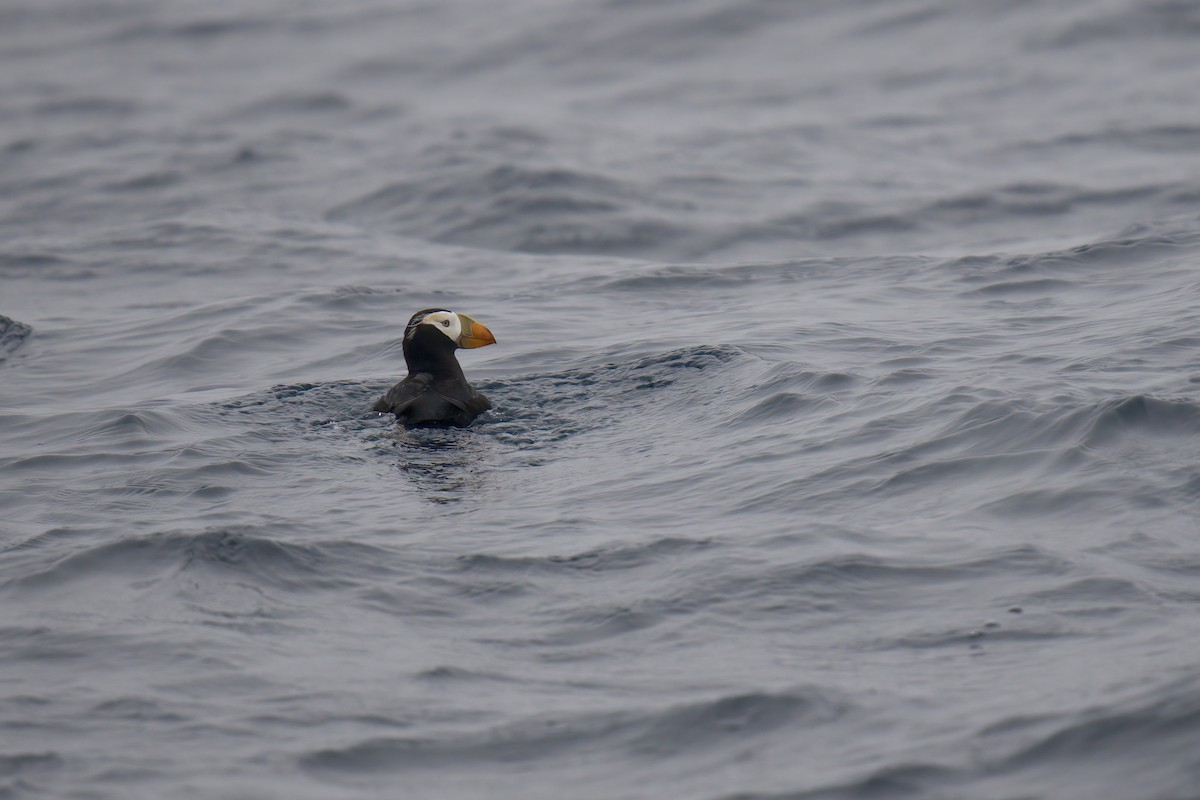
373 309 496 427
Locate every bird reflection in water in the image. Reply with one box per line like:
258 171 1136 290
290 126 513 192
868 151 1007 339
387 425 490 504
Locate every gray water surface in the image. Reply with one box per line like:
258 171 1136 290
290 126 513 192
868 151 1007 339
4 1 1200 798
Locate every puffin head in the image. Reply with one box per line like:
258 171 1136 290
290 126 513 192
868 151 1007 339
404 309 496 350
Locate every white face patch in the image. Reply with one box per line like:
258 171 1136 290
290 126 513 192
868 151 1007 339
420 310 462 343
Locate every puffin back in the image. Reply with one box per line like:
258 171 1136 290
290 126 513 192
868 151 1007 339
373 372 489 426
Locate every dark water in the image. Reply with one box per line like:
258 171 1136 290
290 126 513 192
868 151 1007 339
4 1 1200 797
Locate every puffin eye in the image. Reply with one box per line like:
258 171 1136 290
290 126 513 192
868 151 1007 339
441 320 451 328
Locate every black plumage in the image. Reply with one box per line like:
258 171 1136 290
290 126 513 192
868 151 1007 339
372 309 495 427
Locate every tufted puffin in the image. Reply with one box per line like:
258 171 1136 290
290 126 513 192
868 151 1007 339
372 309 496 427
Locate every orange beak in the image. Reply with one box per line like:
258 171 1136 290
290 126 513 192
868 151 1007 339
456 314 496 349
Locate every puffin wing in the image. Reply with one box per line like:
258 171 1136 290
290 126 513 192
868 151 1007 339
430 380 492 422
372 373 433 415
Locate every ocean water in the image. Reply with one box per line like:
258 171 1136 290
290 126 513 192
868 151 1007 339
4 1 1200 797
